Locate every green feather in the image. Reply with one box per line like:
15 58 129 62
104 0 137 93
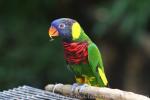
88 43 108 86
70 28 108 87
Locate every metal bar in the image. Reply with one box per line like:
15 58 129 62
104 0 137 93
0 85 78 100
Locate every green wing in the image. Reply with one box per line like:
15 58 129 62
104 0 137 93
88 43 108 86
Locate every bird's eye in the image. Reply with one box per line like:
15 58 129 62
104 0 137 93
58 23 65 29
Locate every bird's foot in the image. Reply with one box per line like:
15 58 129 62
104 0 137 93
78 84 89 93
71 83 79 92
71 83 89 93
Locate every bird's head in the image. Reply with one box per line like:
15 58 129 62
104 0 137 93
48 18 82 42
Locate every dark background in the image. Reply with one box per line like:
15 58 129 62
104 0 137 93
0 0 150 96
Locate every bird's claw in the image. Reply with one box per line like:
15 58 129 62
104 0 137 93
71 83 79 92
79 84 89 93
71 83 89 93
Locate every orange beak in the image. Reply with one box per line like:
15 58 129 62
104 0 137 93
48 26 59 37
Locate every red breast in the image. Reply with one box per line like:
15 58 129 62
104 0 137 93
63 42 88 64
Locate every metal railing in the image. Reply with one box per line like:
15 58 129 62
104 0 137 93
0 85 78 100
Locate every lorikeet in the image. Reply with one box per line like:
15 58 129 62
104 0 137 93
48 18 108 87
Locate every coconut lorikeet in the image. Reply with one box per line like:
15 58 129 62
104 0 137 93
48 18 108 87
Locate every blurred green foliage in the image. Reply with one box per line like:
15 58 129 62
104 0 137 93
93 0 150 41
0 0 74 90
0 0 149 95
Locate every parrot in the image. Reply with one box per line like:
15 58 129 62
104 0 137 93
48 18 108 87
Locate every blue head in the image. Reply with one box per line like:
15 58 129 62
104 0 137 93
49 18 83 42
49 18 76 41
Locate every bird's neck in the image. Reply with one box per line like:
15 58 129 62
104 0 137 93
63 29 92 43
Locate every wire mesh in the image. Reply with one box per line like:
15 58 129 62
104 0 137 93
0 85 78 100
